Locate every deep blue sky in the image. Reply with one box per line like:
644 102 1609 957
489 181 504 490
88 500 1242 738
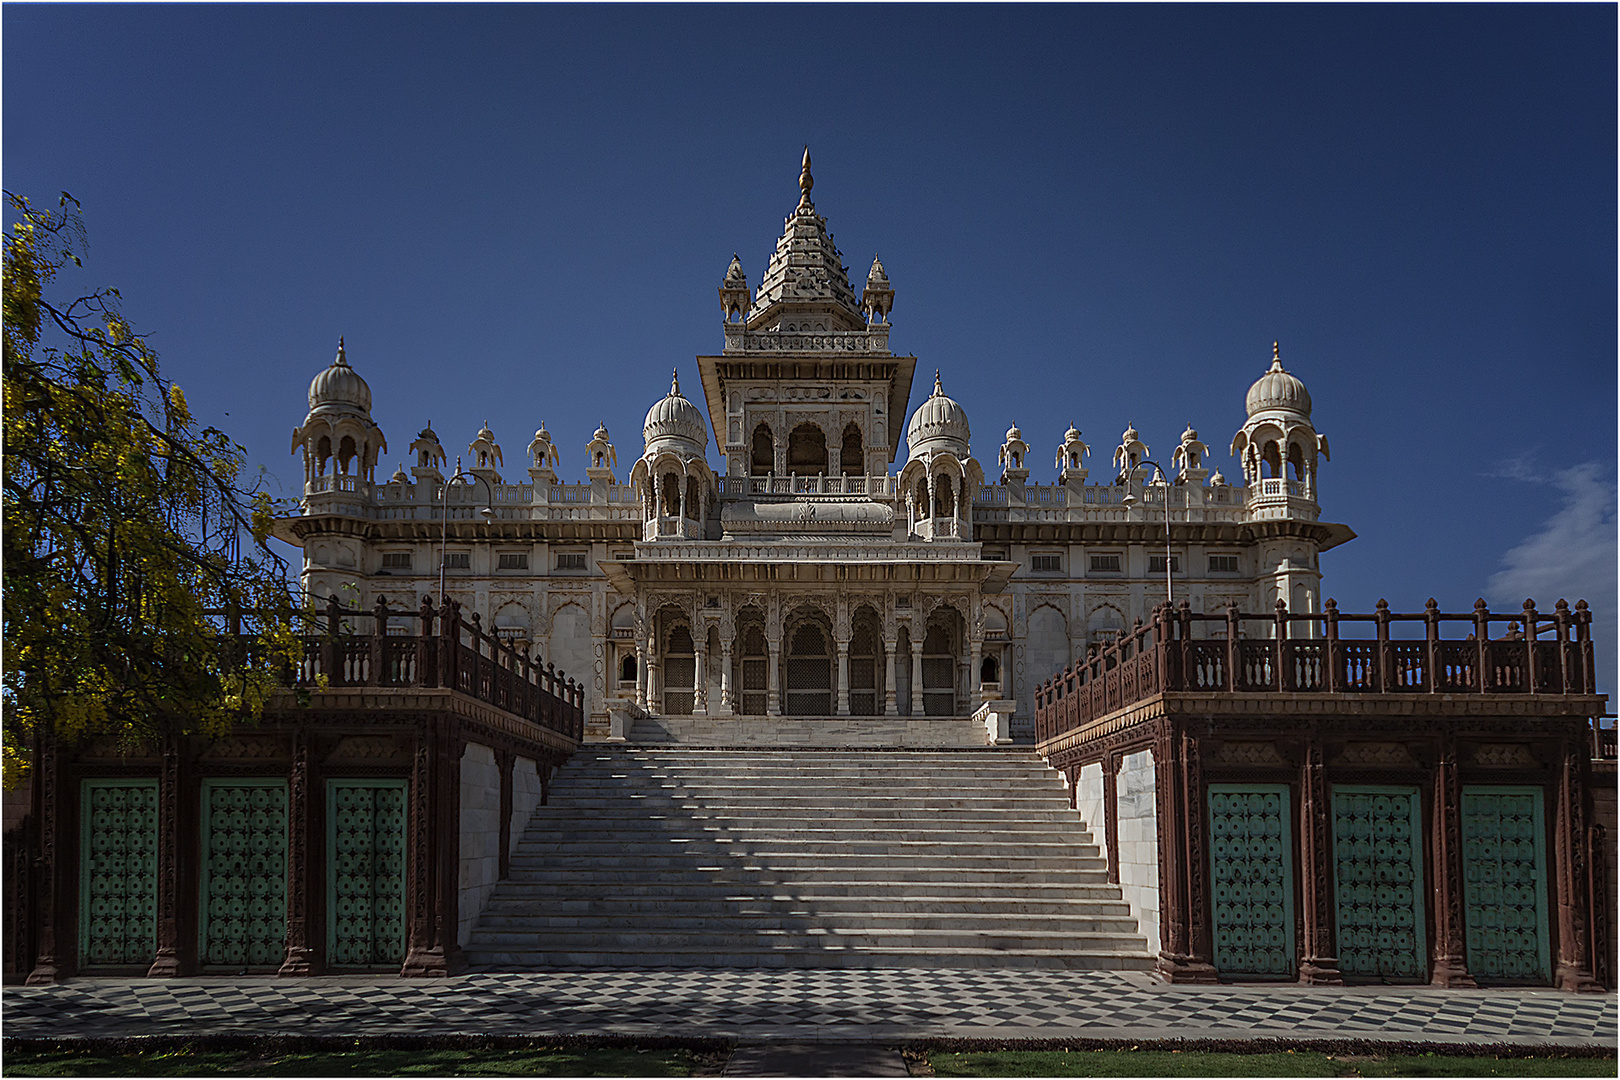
6 5 1615 680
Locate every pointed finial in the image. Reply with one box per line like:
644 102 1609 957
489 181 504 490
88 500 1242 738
934 369 943 395
1271 340 1282 369
798 145 814 206
671 368 681 395
334 336 348 366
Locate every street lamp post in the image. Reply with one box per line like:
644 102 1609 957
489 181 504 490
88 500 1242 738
1123 459 1175 609
438 457 497 608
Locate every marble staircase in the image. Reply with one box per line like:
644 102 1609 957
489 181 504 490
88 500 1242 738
463 744 1154 970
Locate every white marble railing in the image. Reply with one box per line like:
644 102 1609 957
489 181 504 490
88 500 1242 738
719 475 899 498
634 540 980 562
721 328 890 353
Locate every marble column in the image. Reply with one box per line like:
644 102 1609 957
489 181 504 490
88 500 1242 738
767 642 782 716
634 642 647 709
883 638 899 716
693 643 708 715
719 640 734 714
836 641 851 716
911 637 925 716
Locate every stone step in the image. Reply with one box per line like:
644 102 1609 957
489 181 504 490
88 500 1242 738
465 926 1148 951
462 947 1157 971
472 912 1137 934
481 881 1129 901
478 895 1133 916
514 829 1097 846
522 810 1091 826
501 868 1114 886
514 836 1098 854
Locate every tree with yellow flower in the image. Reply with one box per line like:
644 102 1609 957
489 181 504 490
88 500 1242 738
3 192 298 785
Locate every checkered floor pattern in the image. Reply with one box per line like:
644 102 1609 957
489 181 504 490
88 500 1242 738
4 970 1614 1046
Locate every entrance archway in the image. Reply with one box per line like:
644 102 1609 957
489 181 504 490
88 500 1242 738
922 612 959 716
785 618 832 715
738 620 768 716
849 608 883 716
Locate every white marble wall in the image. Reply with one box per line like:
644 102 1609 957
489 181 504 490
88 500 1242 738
458 742 502 946
1116 749 1160 955
511 756 545 856
1074 762 1106 848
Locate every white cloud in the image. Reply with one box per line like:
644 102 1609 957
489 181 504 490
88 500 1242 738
1485 461 1617 694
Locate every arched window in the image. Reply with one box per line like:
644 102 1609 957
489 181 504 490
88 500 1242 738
1288 442 1307 481
980 655 1000 683
934 475 954 518
337 435 358 475
739 622 768 715
1262 441 1283 479
661 473 680 517
663 624 695 715
685 476 700 520
841 423 864 477
787 423 828 476
751 424 774 476
316 436 332 476
620 655 637 683
785 620 832 715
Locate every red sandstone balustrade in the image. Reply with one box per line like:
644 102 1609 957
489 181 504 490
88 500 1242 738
230 595 584 741
1033 597 1603 744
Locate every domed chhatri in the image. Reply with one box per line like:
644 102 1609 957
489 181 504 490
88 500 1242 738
906 370 972 456
643 370 708 450
1245 341 1312 417
308 336 372 413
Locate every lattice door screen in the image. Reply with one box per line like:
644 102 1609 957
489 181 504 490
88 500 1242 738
199 780 288 968
1331 786 1426 980
1208 784 1295 977
327 780 407 967
80 780 158 966
1461 786 1550 982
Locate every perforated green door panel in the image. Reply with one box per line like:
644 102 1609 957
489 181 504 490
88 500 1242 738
327 780 407 966
198 780 287 968
1208 784 1295 977
1461 786 1550 982
1331 786 1426 980
79 780 158 966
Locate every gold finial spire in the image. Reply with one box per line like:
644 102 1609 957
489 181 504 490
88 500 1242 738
933 369 943 395
671 368 681 395
335 336 348 365
798 145 814 207
1272 340 1282 369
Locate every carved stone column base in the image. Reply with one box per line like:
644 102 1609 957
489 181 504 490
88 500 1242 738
400 944 468 977
147 948 188 978
1429 956 1477 989
1155 952 1218 984
1298 958 1343 985
25 960 66 986
1555 962 1603 993
277 946 324 977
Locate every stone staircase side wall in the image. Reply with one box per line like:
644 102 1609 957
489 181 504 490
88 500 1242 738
459 743 503 947
1117 749 1160 956
511 756 545 860
1074 762 1108 861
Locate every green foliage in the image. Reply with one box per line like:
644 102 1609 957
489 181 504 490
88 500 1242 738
3 192 297 783
924 1048 1617 1078
2 1044 704 1077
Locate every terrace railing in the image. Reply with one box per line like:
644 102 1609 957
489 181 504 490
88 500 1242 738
241 595 585 742
1034 597 1602 747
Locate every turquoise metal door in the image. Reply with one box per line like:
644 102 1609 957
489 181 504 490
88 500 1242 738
1461 786 1551 982
1208 784 1295 976
198 780 288 968
79 780 158 966
327 780 408 966
1331 786 1426 980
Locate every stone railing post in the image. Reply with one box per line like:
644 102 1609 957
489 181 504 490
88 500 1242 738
1374 599 1391 692
1225 603 1239 691
1324 598 1341 693
1575 600 1594 694
1523 599 1540 693
1553 599 1573 695
1473 599 1490 694
1424 598 1440 692
1274 599 1290 692
370 597 389 685
418 596 437 688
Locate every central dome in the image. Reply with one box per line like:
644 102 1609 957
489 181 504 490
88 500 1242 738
643 371 708 449
308 338 371 413
907 371 971 456
1245 344 1312 417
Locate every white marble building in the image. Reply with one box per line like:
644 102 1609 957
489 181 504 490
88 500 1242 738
277 150 1353 739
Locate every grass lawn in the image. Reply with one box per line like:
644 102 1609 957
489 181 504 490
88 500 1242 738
922 1048 1619 1078
1 1044 712 1077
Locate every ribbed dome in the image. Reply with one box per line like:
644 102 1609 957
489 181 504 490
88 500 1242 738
1245 345 1312 417
1004 423 1023 444
643 371 708 449
907 371 971 455
308 338 371 413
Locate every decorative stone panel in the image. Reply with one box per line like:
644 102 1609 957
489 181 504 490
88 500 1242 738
1331 786 1426 980
1461 786 1551 982
326 780 407 966
79 780 158 966
1208 784 1294 977
199 780 288 968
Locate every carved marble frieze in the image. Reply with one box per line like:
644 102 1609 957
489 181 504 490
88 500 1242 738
721 498 896 534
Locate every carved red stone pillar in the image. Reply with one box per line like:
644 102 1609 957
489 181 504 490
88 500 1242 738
279 728 322 975
1153 719 1216 983
1430 736 1476 987
401 719 466 976
26 730 69 985
1297 738 1341 984
1554 733 1601 991
148 737 185 976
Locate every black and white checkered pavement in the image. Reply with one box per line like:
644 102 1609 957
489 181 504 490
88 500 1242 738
4 970 1614 1048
